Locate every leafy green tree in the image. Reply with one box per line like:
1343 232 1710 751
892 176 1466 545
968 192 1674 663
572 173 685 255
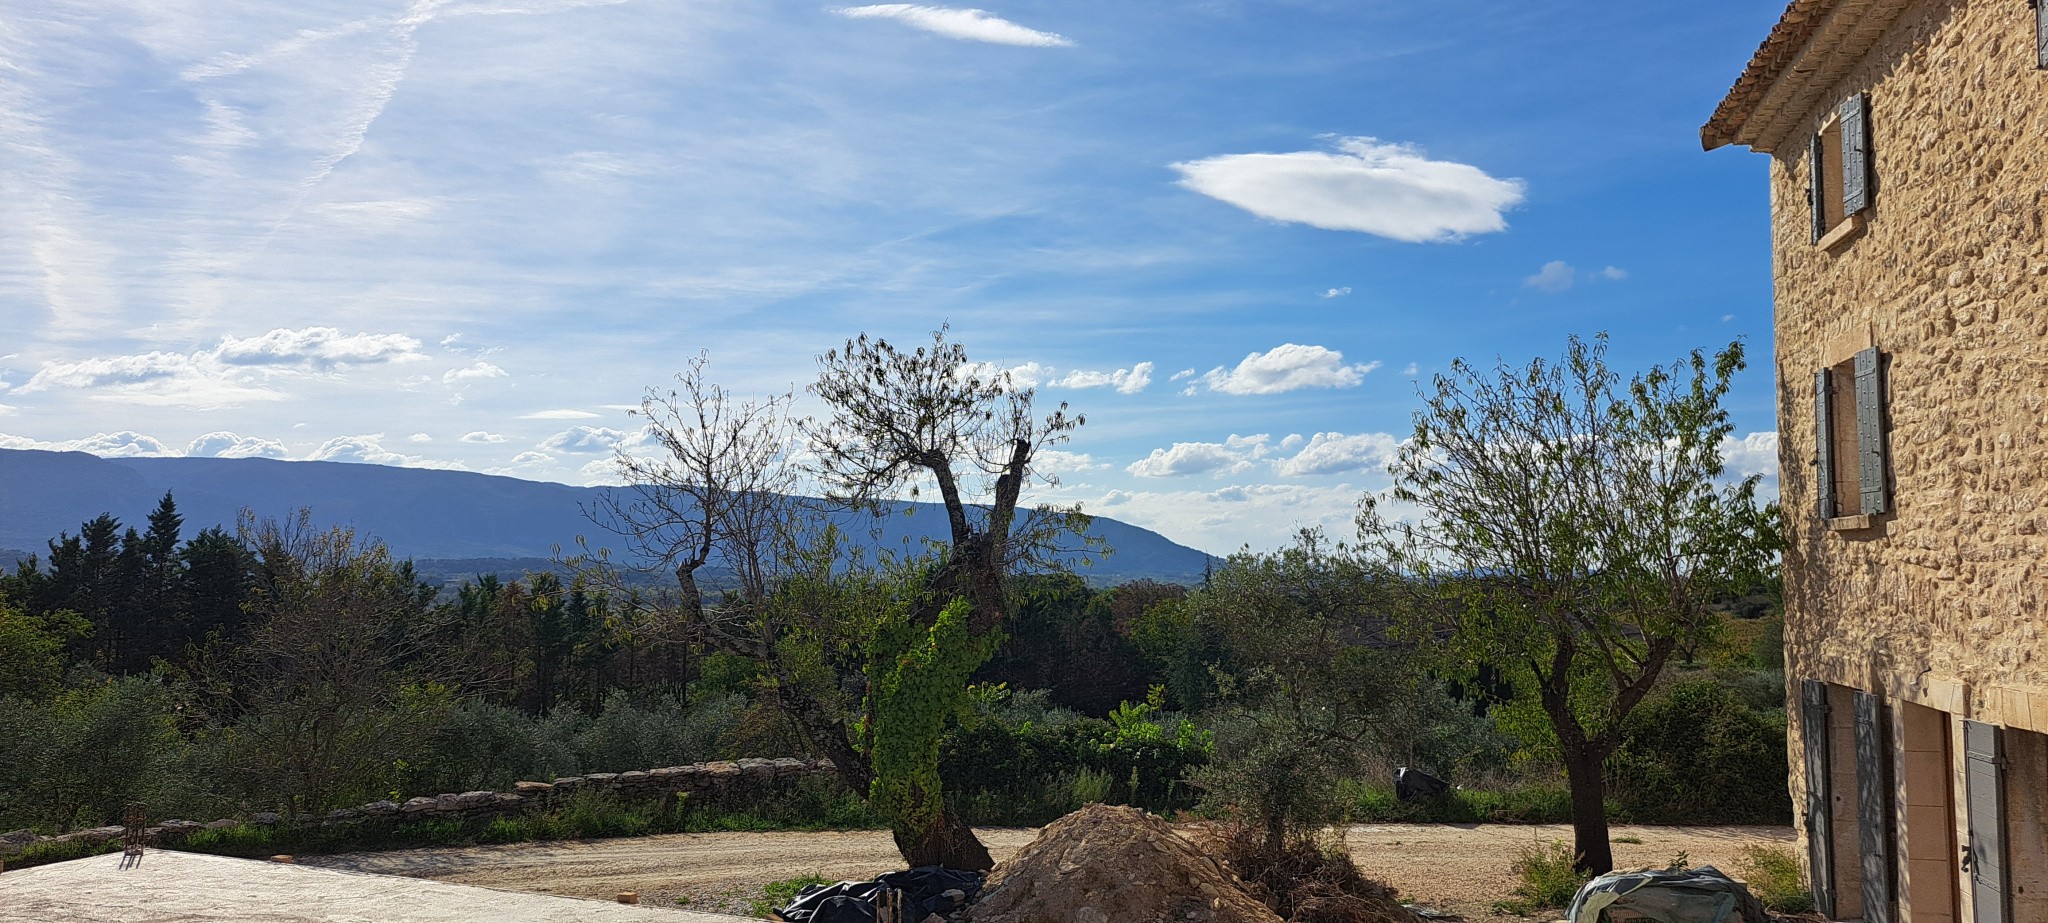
866 597 995 866
1184 530 1417 850
0 591 90 700
1357 335 1779 873
224 513 448 813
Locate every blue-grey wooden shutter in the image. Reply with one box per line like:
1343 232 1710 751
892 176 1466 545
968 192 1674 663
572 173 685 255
1804 680 1837 918
1855 691 1895 923
1965 720 2007 923
2037 0 2048 70
1816 369 1836 519
1842 93 1872 215
1810 133 1829 243
1856 348 1887 515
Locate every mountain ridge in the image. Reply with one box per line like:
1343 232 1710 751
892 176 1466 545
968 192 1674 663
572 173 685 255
0 449 1214 585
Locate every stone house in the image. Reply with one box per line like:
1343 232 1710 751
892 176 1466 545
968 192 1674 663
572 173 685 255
1703 2 2048 923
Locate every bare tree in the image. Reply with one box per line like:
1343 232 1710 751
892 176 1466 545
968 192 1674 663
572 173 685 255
806 326 1087 632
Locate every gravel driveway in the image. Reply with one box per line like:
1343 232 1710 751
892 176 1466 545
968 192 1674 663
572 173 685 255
303 823 1794 920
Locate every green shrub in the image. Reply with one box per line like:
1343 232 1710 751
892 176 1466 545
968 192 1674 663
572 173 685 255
1607 678 1790 824
1340 779 1577 824
1738 844 1813 913
750 874 832 917
1497 840 1590 914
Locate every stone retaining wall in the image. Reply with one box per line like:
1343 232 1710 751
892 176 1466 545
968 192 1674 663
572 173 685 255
0 757 837 861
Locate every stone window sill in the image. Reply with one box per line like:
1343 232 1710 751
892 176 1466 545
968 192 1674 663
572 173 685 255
1826 514 1875 531
1818 213 1867 252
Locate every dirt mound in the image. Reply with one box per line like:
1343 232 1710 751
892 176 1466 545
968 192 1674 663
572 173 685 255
965 804 1283 923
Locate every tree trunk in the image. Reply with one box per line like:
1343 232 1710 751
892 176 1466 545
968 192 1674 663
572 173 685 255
893 804 994 871
1562 745 1613 874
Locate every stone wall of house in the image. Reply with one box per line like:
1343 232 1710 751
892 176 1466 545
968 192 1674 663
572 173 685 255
1763 0 2048 911
0 757 836 862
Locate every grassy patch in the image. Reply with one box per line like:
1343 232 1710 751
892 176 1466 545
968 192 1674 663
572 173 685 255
1341 780 1581 824
1494 840 1590 915
749 874 832 917
1612 835 1643 845
1738 844 1813 913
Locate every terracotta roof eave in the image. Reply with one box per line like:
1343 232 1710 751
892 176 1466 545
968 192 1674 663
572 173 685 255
1702 0 1834 151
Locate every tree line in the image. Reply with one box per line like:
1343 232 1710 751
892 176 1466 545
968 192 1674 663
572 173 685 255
1 329 1783 879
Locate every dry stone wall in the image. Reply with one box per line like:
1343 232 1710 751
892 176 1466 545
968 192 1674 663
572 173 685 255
0 757 836 862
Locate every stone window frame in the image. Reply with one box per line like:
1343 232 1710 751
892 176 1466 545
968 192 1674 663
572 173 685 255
1810 92 1874 251
1814 342 1890 530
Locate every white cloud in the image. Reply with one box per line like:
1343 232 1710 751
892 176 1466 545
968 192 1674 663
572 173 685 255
1320 287 1352 298
1524 260 1576 293
1170 369 1196 381
408 433 433 443
306 434 415 465
538 425 630 453
1401 363 1419 376
1526 262 1627 293
303 433 466 470
0 431 180 457
443 362 507 384
511 450 554 465
834 5 1074 47
19 352 205 392
1033 449 1108 474
1125 434 1270 478
187 431 288 458
1719 431 1779 480
1273 431 1399 477
1197 344 1379 395
1053 362 1153 394
461 431 508 444
214 327 426 369
520 409 602 420
1067 482 1369 555
1722 314 1736 323
0 405 15 416
1171 137 1525 242
958 361 1050 388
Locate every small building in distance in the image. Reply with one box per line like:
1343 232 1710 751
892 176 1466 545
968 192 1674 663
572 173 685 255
1704 3 2048 923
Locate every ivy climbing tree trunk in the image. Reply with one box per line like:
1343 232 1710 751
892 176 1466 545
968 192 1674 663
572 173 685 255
867 598 996 871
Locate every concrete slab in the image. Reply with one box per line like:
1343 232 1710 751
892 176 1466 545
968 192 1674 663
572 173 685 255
1 849 754 923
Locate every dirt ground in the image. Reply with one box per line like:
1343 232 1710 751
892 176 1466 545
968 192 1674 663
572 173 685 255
303 823 1792 921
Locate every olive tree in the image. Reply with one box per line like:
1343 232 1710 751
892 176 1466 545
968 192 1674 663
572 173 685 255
583 328 1086 870
1357 335 1778 873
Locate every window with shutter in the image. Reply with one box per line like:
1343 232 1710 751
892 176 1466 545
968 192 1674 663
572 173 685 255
1965 720 2008 923
1810 92 1874 246
1804 680 1838 918
1815 348 1889 524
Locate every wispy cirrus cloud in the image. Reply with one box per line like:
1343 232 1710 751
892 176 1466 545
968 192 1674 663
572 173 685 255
833 5 1074 47
1172 137 1525 243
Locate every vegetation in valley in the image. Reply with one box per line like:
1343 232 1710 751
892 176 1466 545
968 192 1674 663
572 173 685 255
0 331 1786 884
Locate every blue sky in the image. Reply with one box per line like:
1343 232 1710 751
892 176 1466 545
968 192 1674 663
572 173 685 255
0 1 1789 555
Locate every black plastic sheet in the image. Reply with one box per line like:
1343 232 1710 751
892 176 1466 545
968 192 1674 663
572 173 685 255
775 866 984 923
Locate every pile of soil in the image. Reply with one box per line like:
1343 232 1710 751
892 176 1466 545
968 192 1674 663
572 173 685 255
965 804 1282 923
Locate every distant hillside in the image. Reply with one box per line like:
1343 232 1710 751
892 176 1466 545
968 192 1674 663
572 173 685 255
0 449 1214 586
